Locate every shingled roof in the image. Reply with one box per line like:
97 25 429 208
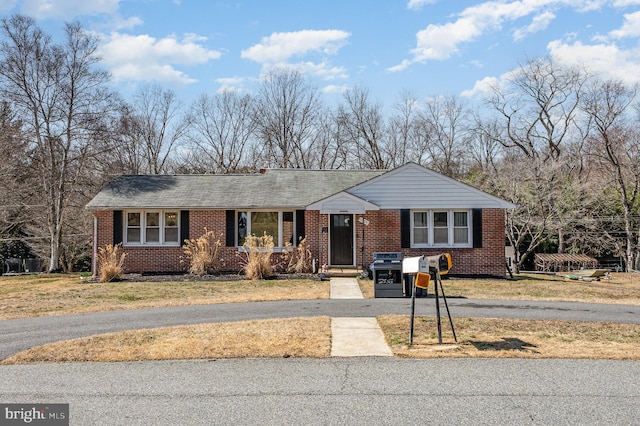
86 169 386 210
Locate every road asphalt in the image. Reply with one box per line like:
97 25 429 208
1 279 639 425
1 358 638 425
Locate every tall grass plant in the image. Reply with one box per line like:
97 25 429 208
182 228 223 275
240 232 274 279
97 244 126 282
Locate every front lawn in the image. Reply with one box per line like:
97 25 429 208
0 274 328 320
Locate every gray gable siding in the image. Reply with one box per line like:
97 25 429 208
348 163 516 209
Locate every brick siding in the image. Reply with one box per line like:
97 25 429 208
92 208 506 276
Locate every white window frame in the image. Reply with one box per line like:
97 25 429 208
410 209 472 248
236 210 296 249
124 210 180 246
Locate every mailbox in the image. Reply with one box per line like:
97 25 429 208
402 253 452 275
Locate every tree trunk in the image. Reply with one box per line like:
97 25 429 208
48 233 60 272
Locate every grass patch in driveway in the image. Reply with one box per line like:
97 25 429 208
1 317 332 364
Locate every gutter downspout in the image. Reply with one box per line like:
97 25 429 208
93 215 98 277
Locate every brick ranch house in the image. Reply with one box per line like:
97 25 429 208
86 162 516 277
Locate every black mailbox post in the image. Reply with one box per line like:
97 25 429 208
373 252 404 297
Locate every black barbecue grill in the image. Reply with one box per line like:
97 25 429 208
372 252 404 297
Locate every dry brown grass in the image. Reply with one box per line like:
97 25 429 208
378 315 640 360
0 274 328 320
5 314 638 364
359 272 640 305
1 317 331 364
2 271 639 363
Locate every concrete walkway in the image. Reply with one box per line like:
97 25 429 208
329 277 393 357
329 277 364 299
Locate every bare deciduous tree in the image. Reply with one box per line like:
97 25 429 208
487 57 586 161
187 91 257 173
481 58 591 269
130 84 189 174
302 106 348 169
387 90 419 168
337 85 389 169
414 95 471 178
582 78 640 270
0 102 30 239
254 68 322 168
0 15 118 271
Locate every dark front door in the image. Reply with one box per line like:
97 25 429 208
330 214 354 265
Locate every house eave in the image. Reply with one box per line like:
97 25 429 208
306 191 380 214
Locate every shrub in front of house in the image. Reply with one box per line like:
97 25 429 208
97 244 126 282
182 228 223 276
283 237 312 274
240 232 274 279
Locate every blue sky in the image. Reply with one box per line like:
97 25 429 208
1 0 640 107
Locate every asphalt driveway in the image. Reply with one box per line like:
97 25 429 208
1 298 639 360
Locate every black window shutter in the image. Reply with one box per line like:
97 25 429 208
472 208 483 248
180 210 190 245
296 210 305 245
400 209 410 248
113 210 123 245
225 210 236 247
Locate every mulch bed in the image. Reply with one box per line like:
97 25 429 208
119 272 318 282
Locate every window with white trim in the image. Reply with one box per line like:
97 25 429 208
413 211 428 245
125 210 180 245
411 210 471 247
236 210 296 247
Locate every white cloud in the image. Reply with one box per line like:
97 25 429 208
389 16 485 71
407 0 437 10
388 0 620 72
608 10 640 38
215 76 252 94
463 25 640 98
513 11 556 41
241 29 350 83
294 61 349 80
548 39 640 84
99 32 222 85
322 84 349 94
21 0 119 19
106 15 143 31
388 59 413 73
241 29 350 63
259 61 348 82
0 0 18 11
613 0 640 6
461 75 503 98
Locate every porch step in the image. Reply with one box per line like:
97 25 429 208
323 268 364 278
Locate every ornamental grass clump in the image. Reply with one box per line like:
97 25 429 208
284 237 312 274
182 228 223 276
97 244 126 282
240 232 274 279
